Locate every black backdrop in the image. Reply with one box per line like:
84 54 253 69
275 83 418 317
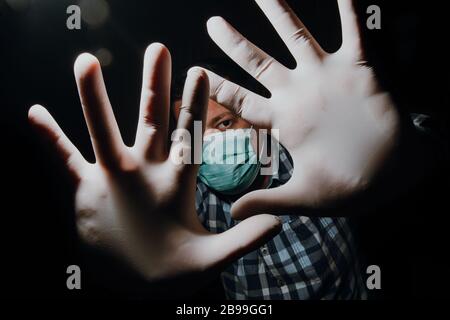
1 0 449 300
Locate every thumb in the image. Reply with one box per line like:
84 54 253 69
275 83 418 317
204 214 281 268
231 183 303 220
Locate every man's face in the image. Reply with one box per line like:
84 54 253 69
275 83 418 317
174 99 252 136
174 98 272 193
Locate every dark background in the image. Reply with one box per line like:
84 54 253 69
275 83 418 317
0 0 449 300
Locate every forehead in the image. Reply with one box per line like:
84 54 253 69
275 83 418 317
173 98 230 119
206 99 230 118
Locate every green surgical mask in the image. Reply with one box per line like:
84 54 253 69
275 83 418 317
198 128 261 195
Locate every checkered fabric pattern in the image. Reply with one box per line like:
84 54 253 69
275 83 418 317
195 147 367 300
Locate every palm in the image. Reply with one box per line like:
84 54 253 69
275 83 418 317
270 58 397 204
29 44 281 281
204 0 399 218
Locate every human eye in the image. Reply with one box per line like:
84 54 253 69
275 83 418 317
217 117 234 130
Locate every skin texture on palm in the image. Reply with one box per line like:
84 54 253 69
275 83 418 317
28 43 281 281
203 0 400 219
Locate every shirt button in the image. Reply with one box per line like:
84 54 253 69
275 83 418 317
277 279 285 287
261 246 269 255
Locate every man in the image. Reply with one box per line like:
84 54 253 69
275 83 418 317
28 0 416 298
173 94 367 299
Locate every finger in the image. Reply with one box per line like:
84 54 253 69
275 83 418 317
207 16 287 88
169 67 208 171
201 68 272 129
337 0 363 61
74 53 124 169
255 0 326 63
230 183 302 220
28 104 87 182
203 214 282 268
135 43 172 160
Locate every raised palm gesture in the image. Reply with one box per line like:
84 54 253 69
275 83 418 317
28 43 281 281
204 0 400 219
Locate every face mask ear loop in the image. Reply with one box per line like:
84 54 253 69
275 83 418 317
259 131 267 162
249 125 267 165
256 129 275 189
247 125 263 174
248 125 261 164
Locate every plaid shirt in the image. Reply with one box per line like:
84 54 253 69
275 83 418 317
195 147 367 300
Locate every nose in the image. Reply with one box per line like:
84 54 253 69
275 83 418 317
204 128 221 137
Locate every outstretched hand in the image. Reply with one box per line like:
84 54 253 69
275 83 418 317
28 43 281 281
203 0 399 219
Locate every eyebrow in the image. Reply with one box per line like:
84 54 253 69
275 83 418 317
208 111 234 127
